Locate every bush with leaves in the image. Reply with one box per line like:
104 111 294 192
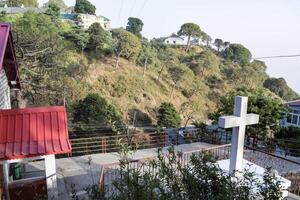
111 28 142 68
223 43 252 66
73 93 122 130
74 0 96 15
109 147 284 200
157 102 181 128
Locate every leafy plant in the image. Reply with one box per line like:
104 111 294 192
157 102 181 128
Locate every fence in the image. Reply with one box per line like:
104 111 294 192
68 132 167 157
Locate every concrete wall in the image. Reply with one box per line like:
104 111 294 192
164 37 186 45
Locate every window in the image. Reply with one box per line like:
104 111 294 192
286 114 292 123
292 115 298 125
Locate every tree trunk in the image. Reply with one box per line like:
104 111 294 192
143 57 148 77
184 117 192 128
170 82 176 98
185 35 191 52
115 52 121 68
157 65 164 81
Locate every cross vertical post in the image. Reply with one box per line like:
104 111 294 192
218 96 259 174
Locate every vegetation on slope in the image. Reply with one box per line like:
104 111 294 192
0 1 298 129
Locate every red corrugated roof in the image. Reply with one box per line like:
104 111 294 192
0 106 71 160
0 23 20 89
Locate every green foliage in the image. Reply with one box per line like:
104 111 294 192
210 87 287 139
7 0 22 6
184 49 220 77
8 0 37 7
73 93 122 127
45 3 60 18
275 126 300 139
259 167 283 200
87 22 112 53
126 17 144 38
74 0 96 14
109 147 284 200
177 22 203 51
112 28 141 67
223 43 252 66
157 102 181 128
264 77 299 101
65 27 89 53
136 38 156 68
10 12 71 105
43 0 68 10
214 38 223 51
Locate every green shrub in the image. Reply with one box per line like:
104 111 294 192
157 102 181 128
73 93 122 128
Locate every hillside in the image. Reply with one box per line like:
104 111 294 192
0 11 298 127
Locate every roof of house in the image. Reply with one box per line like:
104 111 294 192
286 99 300 107
0 106 71 160
165 33 184 40
0 7 46 14
0 23 20 89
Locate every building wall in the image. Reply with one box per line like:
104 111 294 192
0 69 11 109
77 14 111 30
164 37 186 45
282 106 300 128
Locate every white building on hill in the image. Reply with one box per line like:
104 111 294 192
60 13 111 30
164 33 186 45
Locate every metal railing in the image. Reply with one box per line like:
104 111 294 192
68 132 167 157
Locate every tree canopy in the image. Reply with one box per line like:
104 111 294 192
223 43 252 66
74 0 96 15
87 22 112 52
112 28 141 67
73 93 122 127
157 102 181 128
177 23 203 51
8 0 38 7
126 17 144 38
43 0 68 10
263 77 299 101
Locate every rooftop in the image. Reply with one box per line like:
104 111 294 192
0 106 71 160
287 99 300 107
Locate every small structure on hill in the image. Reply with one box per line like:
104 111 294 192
163 33 186 45
0 23 72 200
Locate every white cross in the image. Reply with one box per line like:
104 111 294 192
218 96 259 173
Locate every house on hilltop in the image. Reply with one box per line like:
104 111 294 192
163 33 186 45
61 13 111 30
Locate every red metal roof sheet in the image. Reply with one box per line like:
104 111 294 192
0 106 71 160
0 23 20 89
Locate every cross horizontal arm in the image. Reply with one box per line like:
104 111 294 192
218 114 259 129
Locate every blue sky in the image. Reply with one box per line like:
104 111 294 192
40 0 300 94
